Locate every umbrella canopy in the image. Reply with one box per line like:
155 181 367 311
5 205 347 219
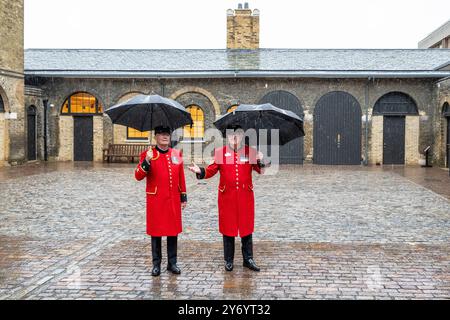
105 94 192 132
214 103 305 145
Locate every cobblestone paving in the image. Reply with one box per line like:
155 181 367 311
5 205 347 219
0 162 449 299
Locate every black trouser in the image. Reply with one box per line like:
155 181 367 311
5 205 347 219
223 234 254 264
151 236 177 267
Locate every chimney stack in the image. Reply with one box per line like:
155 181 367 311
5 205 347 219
226 3 259 50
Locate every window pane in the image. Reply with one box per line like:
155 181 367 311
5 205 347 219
61 93 103 114
127 127 149 140
184 105 204 139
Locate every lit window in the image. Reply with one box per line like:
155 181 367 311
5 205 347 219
184 105 204 140
127 127 149 140
61 92 103 114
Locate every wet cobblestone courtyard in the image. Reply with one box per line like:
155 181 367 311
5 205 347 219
0 162 449 299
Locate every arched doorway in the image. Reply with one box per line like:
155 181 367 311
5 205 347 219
443 102 450 168
259 91 304 164
314 91 362 165
373 92 418 165
61 92 103 161
27 105 37 161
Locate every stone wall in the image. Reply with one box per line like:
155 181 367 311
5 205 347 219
0 0 24 72
93 116 104 161
38 77 437 165
405 116 420 165
57 116 73 161
369 115 383 165
226 7 259 50
0 0 24 166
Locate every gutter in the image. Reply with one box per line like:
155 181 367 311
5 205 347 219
24 70 450 79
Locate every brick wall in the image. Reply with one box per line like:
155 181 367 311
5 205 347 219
57 116 73 161
0 0 24 72
369 116 383 165
227 8 259 50
405 116 420 165
0 0 24 166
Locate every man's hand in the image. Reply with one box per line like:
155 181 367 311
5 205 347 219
145 149 152 162
188 162 201 174
181 202 187 210
256 151 264 162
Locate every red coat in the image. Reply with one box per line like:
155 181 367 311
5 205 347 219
200 145 262 237
135 147 186 237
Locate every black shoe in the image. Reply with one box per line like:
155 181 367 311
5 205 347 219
225 262 234 271
243 259 260 272
167 264 181 274
151 265 161 277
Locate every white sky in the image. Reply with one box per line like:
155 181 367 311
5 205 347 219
24 0 450 49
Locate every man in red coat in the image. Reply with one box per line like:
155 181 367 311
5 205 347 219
188 125 267 272
135 126 187 276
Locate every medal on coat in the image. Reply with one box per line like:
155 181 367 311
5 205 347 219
240 156 249 162
171 156 180 164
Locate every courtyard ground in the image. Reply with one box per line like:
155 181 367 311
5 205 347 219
0 162 449 299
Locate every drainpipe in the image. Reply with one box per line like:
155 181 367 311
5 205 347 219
43 99 49 161
159 78 165 97
364 77 371 166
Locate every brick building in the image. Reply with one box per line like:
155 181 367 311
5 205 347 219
418 20 450 49
1 2 450 167
0 0 25 166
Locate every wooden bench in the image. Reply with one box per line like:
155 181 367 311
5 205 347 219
103 144 151 163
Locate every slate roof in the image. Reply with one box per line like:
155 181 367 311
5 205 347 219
24 48 450 78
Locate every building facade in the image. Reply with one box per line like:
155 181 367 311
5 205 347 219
0 0 25 166
2 2 450 167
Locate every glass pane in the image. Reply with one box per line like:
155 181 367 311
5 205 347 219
128 127 149 139
184 105 204 139
62 93 103 114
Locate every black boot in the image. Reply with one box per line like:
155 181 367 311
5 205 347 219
241 234 260 272
151 237 162 276
223 235 235 271
167 236 181 274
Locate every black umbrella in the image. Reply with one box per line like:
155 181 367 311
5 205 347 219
213 103 305 145
105 94 192 131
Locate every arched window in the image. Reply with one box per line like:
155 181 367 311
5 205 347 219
184 105 204 140
0 94 4 112
373 92 418 116
227 105 238 113
61 92 103 115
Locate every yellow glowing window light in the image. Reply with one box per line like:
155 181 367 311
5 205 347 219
184 105 204 139
127 127 149 140
61 92 103 114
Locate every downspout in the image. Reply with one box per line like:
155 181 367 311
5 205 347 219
43 99 49 161
159 77 165 97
